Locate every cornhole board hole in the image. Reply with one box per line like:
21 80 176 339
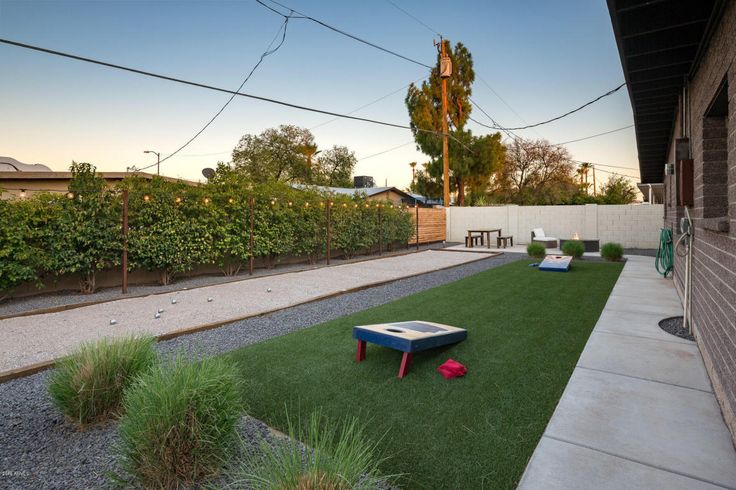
539 254 573 272
353 321 467 378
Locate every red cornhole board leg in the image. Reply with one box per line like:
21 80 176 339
398 352 412 378
356 340 366 362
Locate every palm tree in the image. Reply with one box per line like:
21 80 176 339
409 161 417 185
578 162 593 194
298 143 320 183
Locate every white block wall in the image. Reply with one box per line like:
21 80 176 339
446 204 664 249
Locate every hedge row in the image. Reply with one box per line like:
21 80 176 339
0 163 414 296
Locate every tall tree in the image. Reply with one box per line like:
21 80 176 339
598 175 638 204
491 139 577 204
231 125 315 183
312 145 357 187
406 39 493 205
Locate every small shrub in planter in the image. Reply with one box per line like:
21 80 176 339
562 240 585 259
527 242 546 259
601 242 624 261
48 334 156 425
116 356 241 488
231 410 392 489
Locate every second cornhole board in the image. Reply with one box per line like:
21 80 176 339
539 254 573 272
353 321 467 378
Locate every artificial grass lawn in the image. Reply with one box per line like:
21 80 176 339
226 259 623 489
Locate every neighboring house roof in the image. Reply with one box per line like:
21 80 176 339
0 170 199 186
292 184 416 201
0 156 52 172
606 0 726 184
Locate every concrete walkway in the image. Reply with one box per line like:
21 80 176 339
0 250 489 376
519 255 736 490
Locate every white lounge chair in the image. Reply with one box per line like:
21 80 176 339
531 228 558 248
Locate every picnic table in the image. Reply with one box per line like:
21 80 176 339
466 228 502 248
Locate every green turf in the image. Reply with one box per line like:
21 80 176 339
225 259 623 489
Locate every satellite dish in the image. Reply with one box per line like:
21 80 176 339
202 167 215 179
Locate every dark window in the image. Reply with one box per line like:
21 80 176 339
701 79 729 220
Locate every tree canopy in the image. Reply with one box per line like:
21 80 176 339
405 40 505 205
230 125 356 187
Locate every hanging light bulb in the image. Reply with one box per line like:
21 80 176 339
66 192 74 200
228 197 235 204
143 195 150 202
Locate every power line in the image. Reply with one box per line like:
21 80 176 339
139 16 291 171
0 38 460 145
555 125 634 145
572 160 639 173
384 0 441 37
358 141 414 161
471 82 627 131
475 74 545 139
310 77 425 130
255 0 433 69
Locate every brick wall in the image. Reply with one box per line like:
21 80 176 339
446 204 663 248
664 0 736 442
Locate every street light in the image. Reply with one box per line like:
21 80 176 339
143 150 161 175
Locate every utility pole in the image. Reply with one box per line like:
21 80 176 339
439 38 451 207
592 165 597 196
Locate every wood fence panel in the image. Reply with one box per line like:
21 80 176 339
409 207 446 244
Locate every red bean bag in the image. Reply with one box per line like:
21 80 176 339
437 358 467 379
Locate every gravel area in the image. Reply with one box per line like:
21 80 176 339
0 243 450 319
0 250 488 373
658 315 695 341
0 252 522 489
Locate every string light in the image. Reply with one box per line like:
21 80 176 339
365 203 370 208
228 197 235 204
66 192 74 200
143 195 150 202
270 200 276 206
319 201 325 207
175 197 182 204
304 202 310 207
204 197 211 205
354 204 358 208
342 203 348 208
287 201 292 207
19 189 26 199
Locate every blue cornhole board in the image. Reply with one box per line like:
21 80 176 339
353 321 467 377
539 255 572 272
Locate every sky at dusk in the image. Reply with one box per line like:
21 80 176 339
0 0 639 188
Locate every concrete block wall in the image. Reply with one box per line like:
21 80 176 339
447 204 664 249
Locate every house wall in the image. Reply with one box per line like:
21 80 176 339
664 0 736 442
446 204 663 248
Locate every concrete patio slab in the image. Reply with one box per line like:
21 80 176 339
545 369 736 488
578 332 711 391
519 436 725 490
593 310 692 344
519 255 736 490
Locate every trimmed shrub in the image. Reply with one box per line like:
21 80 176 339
601 242 624 261
527 242 546 259
230 411 392 489
116 356 241 488
48 335 156 425
562 240 585 259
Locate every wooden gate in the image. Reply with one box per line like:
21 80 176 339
409 207 446 244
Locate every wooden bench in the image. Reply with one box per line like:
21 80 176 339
496 235 513 248
465 234 483 247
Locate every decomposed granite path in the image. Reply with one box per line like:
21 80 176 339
0 250 490 376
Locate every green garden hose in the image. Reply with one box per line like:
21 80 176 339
656 228 674 277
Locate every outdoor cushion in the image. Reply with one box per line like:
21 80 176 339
532 228 545 238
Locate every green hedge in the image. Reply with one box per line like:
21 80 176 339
0 165 414 295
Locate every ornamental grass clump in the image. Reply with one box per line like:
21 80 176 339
228 411 393 490
562 240 585 259
526 242 546 259
48 334 156 425
601 242 624 261
115 356 241 488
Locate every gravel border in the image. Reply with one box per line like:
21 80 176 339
0 252 522 490
0 243 452 319
658 316 695 341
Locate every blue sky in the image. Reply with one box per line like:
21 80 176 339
0 0 638 188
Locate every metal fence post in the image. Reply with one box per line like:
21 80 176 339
121 189 129 294
326 201 332 265
378 203 383 256
249 196 254 276
415 203 420 251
